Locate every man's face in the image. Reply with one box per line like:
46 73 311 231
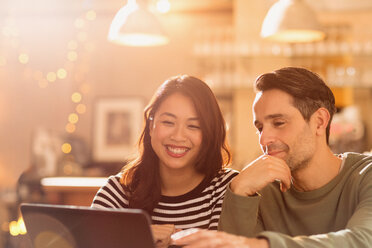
253 89 317 172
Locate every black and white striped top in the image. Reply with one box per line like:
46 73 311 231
91 168 238 230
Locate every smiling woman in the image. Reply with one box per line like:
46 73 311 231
91 75 238 247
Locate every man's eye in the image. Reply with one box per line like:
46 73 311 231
274 122 284 127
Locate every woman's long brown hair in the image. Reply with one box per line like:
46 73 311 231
120 75 231 214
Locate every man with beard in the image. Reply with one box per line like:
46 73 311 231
172 67 372 248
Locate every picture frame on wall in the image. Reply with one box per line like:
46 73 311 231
93 97 144 162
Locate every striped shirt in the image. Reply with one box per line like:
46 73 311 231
91 168 238 230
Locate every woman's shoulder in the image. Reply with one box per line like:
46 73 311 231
208 168 239 188
98 172 126 193
216 167 239 179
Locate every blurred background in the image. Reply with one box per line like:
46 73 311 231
1 0 372 246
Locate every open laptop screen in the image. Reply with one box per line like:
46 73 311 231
20 203 155 248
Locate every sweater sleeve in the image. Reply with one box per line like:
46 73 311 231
258 163 372 248
219 158 372 248
218 185 263 237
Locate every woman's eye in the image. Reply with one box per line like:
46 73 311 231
162 120 174 125
188 125 200 129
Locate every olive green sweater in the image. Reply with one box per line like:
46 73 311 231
219 152 372 247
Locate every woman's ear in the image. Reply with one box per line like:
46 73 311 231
149 119 154 137
312 107 330 136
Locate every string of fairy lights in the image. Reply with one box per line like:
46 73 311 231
1 0 172 237
1 7 98 237
1 8 97 161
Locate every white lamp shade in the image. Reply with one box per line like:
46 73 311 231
108 1 169 46
261 0 325 43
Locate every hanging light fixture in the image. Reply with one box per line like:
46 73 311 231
261 0 325 43
108 0 169 46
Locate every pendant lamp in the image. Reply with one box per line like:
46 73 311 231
108 0 169 46
261 0 325 43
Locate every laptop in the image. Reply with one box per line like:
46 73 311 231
20 203 156 248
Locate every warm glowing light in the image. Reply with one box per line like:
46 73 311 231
57 68 67 79
76 104 86 114
77 32 87 42
74 18 85 29
0 56 6 66
65 123 76 133
9 221 19 236
108 0 169 47
33 70 43 80
18 53 29 64
264 30 325 43
67 51 78 61
114 33 169 46
46 72 57 82
71 92 82 103
68 40 78 50
86 10 97 21
41 177 107 187
18 216 26 235
68 113 79 124
38 79 48 88
156 0 171 13
61 143 72 154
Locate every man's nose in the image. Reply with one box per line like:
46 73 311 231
259 128 275 148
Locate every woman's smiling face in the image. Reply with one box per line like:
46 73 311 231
150 93 202 173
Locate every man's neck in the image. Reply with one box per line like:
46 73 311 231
291 147 342 192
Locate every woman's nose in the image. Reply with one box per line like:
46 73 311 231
170 125 186 141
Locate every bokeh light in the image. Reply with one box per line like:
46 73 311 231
67 51 78 61
65 123 76 133
61 143 72 154
74 18 85 29
71 92 82 103
18 53 29 64
68 113 79 124
57 68 67 79
46 72 57 82
85 10 97 21
76 103 86 114
156 0 171 13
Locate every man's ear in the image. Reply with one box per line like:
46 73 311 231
312 107 330 136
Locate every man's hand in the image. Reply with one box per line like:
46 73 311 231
172 229 269 248
231 155 292 196
151 224 175 248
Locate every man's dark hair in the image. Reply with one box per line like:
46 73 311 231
254 67 336 144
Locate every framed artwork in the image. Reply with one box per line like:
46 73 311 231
93 97 144 162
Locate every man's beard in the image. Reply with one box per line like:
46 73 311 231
286 154 312 173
